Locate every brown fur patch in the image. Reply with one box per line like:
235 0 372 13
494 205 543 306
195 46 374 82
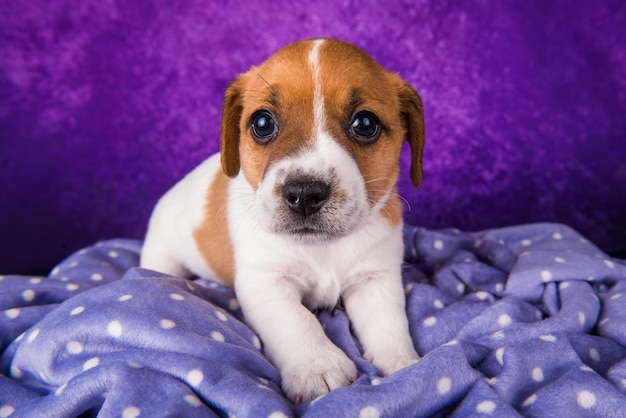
315 40 414 225
234 41 318 189
193 170 235 286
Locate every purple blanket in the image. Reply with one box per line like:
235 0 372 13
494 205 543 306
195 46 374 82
2 223 626 417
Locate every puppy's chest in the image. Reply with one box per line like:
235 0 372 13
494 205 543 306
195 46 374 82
287 250 360 309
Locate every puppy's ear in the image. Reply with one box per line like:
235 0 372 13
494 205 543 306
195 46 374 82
399 82 425 188
220 76 246 177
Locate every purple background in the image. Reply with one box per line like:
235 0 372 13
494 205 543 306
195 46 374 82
1 0 625 275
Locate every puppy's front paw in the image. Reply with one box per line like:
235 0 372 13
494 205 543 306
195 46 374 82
281 350 357 404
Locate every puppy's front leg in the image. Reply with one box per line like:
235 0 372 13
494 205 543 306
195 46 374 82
236 273 357 403
343 272 420 376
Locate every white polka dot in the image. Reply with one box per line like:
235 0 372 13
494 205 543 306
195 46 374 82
589 348 600 362
423 316 437 327
522 394 537 407
577 390 596 409
0 405 15 418
540 334 557 343
108 251 119 258
433 299 444 309
359 406 380 418
108 321 123 338
560 281 570 290
495 348 504 365
187 369 204 387
405 283 414 293
457 283 465 294
71 306 85 316
186 282 195 291
160 319 176 329
55 382 68 395
216 311 228 321
253 336 262 349
5 308 20 319
580 365 594 372
476 400 496 413
83 357 100 371
541 270 552 282
229 298 239 310
211 331 225 342
11 365 23 379
621 378 626 389
22 289 35 302
610 293 622 300
491 330 505 340
51 267 60 276
122 406 141 418
15 332 25 342
67 341 84 355
497 314 512 327
555 257 565 263
578 312 586 327
118 294 133 302
475 240 483 248
184 394 202 407
371 378 381 386
60 276 69 282
437 377 452 395
604 259 615 269
531 367 544 382
521 239 532 246
444 339 458 346
495 283 504 292
553 232 563 240
476 291 489 300
127 361 142 369
66 283 79 291
434 239 444 250
169 293 185 301
28 328 40 343
91 273 103 281
68 261 78 268
30 278 42 284
268 413 288 418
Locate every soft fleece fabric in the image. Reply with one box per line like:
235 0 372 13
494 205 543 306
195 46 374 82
1 223 626 417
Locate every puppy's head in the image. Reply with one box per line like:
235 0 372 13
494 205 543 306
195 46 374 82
221 38 425 243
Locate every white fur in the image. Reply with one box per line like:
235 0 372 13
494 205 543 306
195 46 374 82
141 39 420 403
141 154 221 279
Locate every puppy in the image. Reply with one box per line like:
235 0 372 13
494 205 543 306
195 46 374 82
141 38 425 403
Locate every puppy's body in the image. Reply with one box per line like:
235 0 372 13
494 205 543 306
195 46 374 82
141 38 425 403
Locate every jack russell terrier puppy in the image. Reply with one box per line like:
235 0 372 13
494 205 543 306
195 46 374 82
141 38 425 403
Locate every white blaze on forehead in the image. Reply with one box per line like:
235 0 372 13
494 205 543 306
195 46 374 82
308 39 326 138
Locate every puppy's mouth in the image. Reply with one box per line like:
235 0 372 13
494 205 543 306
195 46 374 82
283 223 337 243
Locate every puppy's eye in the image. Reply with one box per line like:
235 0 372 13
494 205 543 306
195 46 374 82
349 111 381 143
251 110 277 144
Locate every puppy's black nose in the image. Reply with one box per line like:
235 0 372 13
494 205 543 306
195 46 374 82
282 180 330 219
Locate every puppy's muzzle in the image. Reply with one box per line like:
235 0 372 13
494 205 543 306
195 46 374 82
282 179 330 219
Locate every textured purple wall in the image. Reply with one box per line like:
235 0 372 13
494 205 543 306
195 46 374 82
1 0 625 274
